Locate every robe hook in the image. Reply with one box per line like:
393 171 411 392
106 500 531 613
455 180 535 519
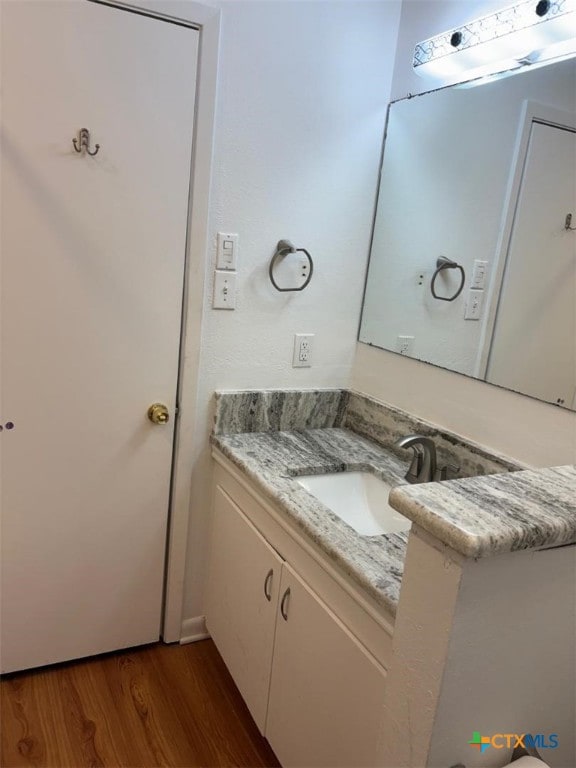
565 213 576 231
72 128 100 156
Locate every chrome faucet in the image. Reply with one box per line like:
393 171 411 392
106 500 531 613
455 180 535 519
394 434 437 484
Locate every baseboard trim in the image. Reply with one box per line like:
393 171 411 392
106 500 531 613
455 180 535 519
180 616 210 644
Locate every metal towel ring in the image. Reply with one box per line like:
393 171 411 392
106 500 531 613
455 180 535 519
269 240 314 292
430 257 465 302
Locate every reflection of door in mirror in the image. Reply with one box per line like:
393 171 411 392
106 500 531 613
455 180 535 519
486 122 576 409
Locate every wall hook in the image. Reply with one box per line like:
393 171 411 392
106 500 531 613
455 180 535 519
269 239 314 292
565 213 576 231
72 128 100 156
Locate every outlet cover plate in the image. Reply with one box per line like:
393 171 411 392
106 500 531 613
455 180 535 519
293 333 314 367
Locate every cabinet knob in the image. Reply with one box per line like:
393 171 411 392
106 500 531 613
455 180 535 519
264 569 273 602
280 587 291 621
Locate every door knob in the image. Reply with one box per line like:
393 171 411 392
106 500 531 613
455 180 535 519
147 403 170 425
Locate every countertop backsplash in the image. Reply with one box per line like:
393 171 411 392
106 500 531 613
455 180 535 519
213 389 348 435
213 388 525 478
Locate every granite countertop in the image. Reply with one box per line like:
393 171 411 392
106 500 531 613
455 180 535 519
389 464 576 558
212 428 411 617
211 390 575 620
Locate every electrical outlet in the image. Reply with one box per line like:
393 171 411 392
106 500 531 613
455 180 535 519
396 335 415 355
293 333 314 367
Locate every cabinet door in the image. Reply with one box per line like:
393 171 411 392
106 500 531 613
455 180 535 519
205 485 283 733
266 563 387 768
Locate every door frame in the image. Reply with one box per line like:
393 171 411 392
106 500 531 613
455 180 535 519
475 100 576 380
90 0 220 642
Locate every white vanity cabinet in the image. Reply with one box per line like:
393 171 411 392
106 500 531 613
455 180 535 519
205 454 392 768
266 563 389 767
205 485 282 732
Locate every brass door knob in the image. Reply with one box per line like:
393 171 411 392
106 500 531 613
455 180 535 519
148 403 170 425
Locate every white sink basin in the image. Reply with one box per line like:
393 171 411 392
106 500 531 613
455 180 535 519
296 471 412 537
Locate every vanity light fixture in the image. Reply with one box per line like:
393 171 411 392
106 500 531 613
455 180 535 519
413 0 576 83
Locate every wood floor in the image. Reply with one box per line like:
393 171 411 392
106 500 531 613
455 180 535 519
0 640 280 768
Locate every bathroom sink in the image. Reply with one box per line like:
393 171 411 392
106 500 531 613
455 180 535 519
296 472 412 536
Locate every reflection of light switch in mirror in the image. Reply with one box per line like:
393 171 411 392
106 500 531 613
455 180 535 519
396 335 415 355
471 260 489 289
464 289 484 320
216 232 238 270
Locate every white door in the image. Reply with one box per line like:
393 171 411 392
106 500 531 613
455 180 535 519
0 1 198 673
486 121 576 407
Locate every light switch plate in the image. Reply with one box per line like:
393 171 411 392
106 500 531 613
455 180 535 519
216 233 238 270
471 260 489 289
213 270 236 309
464 289 484 320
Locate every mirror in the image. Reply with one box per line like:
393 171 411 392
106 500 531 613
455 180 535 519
359 58 576 410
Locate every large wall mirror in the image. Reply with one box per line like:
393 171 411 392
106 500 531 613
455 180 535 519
359 58 576 410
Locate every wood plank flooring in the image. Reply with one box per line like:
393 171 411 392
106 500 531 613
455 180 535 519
0 640 280 768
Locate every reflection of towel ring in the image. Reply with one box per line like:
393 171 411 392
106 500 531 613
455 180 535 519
430 257 465 302
269 239 314 292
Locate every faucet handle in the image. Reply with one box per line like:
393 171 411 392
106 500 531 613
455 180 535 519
434 463 460 481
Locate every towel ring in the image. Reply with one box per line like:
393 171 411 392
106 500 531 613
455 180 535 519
269 239 314 292
430 257 465 302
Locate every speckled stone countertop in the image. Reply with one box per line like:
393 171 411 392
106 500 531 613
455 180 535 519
389 464 576 558
212 428 411 617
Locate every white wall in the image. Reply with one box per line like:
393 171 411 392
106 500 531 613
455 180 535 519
350 0 576 467
429 543 576 768
183 0 402 622
380 529 576 767
352 344 576 467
